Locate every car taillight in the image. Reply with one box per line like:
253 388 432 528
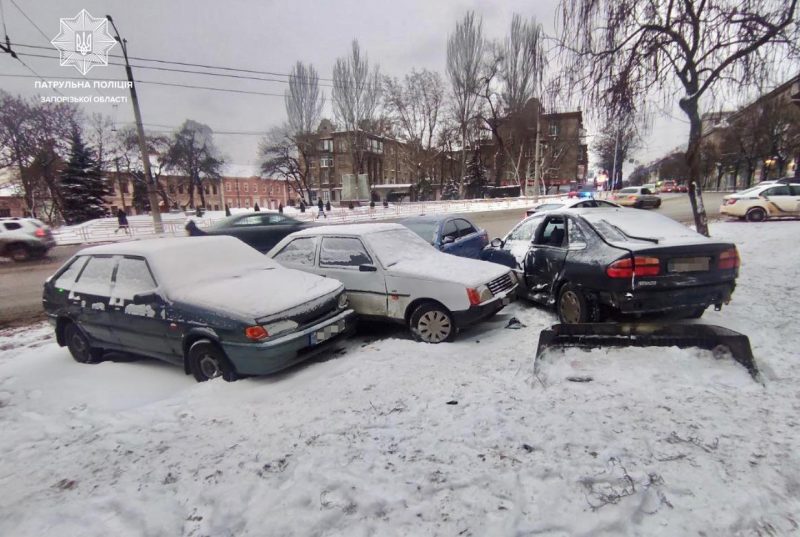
606 256 661 278
467 288 481 306
628 195 637 200
718 248 740 270
244 326 269 341
724 199 738 206
34 228 46 237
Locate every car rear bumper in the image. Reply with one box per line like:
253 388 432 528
600 282 736 314
720 204 747 217
613 198 637 206
451 286 517 327
221 309 356 375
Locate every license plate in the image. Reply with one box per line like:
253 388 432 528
668 257 710 273
308 320 345 346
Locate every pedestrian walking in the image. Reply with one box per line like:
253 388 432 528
115 208 130 235
278 203 284 214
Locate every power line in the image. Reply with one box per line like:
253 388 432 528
0 72 286 97
10 42 336 86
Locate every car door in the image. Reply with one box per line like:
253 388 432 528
108 256 178 362
761 185 797 214
641 187 658 207
453 218 485 258
790 185 800 214
524 215 569 297
69 254 118 346
318 236 388 317
438 219 461 255
502 214 545 269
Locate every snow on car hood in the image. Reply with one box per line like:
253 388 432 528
388 254 510 288
167 266 342 321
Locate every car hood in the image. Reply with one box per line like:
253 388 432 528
388 254 509 287
167 266 342 321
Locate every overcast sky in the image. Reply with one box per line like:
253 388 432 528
0 0 693 175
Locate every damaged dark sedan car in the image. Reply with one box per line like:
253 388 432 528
491 208 740 323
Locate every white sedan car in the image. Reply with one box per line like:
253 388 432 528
525 197 621 217
267 223 518 343
720 181 800 221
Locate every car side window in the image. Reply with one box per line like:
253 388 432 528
273 237 318 266
53 256 89 291
441 220 458 241
232 215 262 226
113 257 157 299
568 219 587 245
73 256 116 297
320 237 372 267
641 188 652 195
267 214 288 224
790 185 800 196
508 217 542 242
764 186 790 196
454 219 477 238
3 222 22 231
596 200 616 207
535 217 566 247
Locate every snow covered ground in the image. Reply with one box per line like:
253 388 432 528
1 220 798 536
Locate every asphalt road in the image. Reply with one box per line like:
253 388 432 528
0 192 727 328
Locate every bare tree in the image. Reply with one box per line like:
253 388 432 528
165 120 225 209
383 69 445 195
284 61 325 201
259 124 314 204
592 118 641 189
113 126 171 212
332 40 381 190
558 0 800 235
447 12 484 196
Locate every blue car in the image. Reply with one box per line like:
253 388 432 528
400 215 489 259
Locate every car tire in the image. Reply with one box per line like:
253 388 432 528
409 302 455 344
746 207 767 222
64 322 102 364
557 283 592 324
8 243 31 262
654 199 662 208
188 340 238 382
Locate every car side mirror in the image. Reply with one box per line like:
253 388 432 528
490 237 504 248
441 235 455 245
359 264 378 272
132 291 164 305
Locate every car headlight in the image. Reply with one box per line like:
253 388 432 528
337 293 349 309
263 319 298 338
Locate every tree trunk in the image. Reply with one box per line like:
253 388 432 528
458 124 468 197
680 97 709 236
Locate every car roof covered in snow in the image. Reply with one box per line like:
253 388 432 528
289 223 406 237
76 235 246 257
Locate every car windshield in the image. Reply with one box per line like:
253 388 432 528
366 229 437 268
401 220 439 244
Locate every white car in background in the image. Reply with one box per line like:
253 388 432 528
525 197 621 217
720 181 800 221
267 223 517 343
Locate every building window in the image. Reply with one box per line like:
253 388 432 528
322 190 330 202
319 139 333 152
320 157 334 168
212 185 218 195
243 183 249 192
549 123 559 137
226 182 231 192
204 185 210 194
121 181 129 194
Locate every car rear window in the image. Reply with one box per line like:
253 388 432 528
3 222 22 231
53 256 89 291
535 203 563 211
402 221 438 244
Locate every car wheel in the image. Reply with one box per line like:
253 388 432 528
746 207 767 222
409 302 455 343
557 284 591 324
8 244 30 262
188 340 237 382
655 199 662 208
64 322 101 364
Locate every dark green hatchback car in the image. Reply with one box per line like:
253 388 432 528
43 236 355 381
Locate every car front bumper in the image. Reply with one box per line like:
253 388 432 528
451 286 517 327
221 309 356 375
600 282 736 314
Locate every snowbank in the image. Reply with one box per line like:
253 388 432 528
1 220 798 536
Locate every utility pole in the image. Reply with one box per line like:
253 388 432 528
106 15 163 233
532 111 541 202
